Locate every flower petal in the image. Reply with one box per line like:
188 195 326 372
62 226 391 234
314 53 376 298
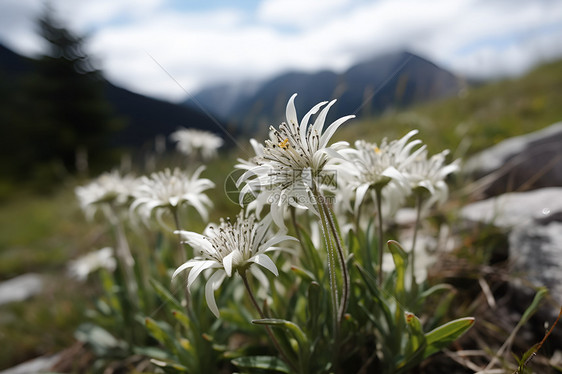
222 251 235 277
205 269 226 318
285 93 299 127
251 253 279 276
188 260 219 288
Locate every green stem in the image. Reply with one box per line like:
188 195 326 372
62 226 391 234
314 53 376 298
319 192 350 324
172 206 188 263
410 192 423 283
375 187 385 286
317 194 339 336
171 206 192 313
240 271 298 373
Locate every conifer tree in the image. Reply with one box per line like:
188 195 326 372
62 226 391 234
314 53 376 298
26 7 123 181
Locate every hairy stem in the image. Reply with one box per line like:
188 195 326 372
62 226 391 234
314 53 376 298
410 192 423 283
319 192 350 324
375 187 384 286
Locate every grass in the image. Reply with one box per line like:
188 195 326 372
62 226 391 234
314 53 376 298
0 58 561 371
0 185 107 369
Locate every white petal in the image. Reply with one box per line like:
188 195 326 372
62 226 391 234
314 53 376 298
222 251 235 277
172 259 198 280
261 234 296 251
188 260 219 288
300 100 327 145
251 253 279 276
312 99 336 135
205 270 226 318
250 266 270 289
270 198 287 230
285 93 299 127
319 115 355 147
354 183 370 214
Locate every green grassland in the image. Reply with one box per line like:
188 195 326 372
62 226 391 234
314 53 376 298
0 58 561 370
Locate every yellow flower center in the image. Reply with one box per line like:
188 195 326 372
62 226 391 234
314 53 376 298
279 138 290 150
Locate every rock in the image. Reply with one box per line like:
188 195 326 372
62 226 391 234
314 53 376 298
460 187 562 228
465 122 562 197
461 187 562 310
509 222 562 306
0 354 60 374
0 273 43 306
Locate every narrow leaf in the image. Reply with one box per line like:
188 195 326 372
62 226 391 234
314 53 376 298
424 317 475 358
232 355 291 373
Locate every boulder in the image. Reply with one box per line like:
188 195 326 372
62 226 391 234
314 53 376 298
0 273 43 306
461 187 562 306
465 122 562 197
460 187 562 228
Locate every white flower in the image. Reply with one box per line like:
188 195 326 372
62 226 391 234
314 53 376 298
173 212 294 317
170 128 224 161
131 167 214 225
75 170 138 220
237 93 354 227
405 149 460 209
67 247 116 281
336 130 424 215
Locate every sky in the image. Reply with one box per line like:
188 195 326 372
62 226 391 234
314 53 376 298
1 0 562 103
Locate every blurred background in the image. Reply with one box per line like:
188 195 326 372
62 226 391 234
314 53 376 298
1 0 562 371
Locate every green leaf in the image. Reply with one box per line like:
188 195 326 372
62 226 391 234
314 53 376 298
150 358 189 372
405 312 425 351
232 355 291 373
172 309 191 330
145 317 179 355
517 287 547 330
295 224 324 279
252 318 308 349
291 266 316 282
151 278 184 312
306 281 322 333
424 317 475 358
387 240 408 299
395 312 427 373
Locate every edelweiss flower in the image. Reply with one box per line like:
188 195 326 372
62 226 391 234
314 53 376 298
170 128 224 161
75 170 138 220
405 149 460 210
131 167 214 226
67 247 116 281
173 212 294 317
337 130 424 214
237 93 354 227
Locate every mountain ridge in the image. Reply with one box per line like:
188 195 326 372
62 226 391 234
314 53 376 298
0 43 233 150
184 51 466 134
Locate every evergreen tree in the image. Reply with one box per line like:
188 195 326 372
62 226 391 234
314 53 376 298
25 8 123 181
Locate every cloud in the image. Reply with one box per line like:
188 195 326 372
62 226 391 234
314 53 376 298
1 0 561 102
256 0 353 29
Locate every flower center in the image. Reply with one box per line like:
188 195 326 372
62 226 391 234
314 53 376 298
279 138 290 150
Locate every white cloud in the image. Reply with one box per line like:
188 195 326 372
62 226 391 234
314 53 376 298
1 0 561 101
257 0 353 29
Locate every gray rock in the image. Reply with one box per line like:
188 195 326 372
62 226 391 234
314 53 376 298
461 187 562 308
460 187 562 228
465 122 562 196
0 354 60 374
0 273 43 306
509 222 562 306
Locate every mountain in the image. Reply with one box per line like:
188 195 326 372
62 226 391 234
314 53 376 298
185 51 465 134
103 82 234 148
0 44 232 149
